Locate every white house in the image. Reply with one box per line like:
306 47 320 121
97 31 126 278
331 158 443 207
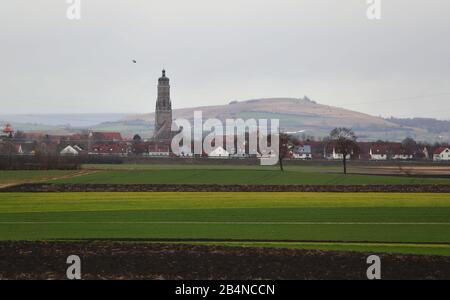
433 147 450 161
60 145 80 156
208 146 230 158
148 151 170 157
392 153 413 160
369 148 387 160
293 145 312 160
330 147 350 160
148 149 170 157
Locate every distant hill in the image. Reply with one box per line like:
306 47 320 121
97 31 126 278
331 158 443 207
2 98 449 142
387 117 450 136
125 97 440 142
0 114 126 127
0 114 130 137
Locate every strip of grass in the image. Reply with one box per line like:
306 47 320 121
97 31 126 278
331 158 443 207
49 169 450 185
2 165 450 186
0 170 76 185
1 192 450 213
82 164 343 173
0 223 449 244
1 207 450 223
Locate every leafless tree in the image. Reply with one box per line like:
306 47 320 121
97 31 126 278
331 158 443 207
278 133 295 172
0 141 16 155
329 128 358 175
0 141 17 170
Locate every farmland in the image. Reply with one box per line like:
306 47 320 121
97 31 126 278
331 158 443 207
0 170 80 187
2 163 450 186
1 164 450 258
1 192 449 256
50 167 450 185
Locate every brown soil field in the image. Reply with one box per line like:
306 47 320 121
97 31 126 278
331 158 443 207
2 183 450 193
354 166 450 176
0 242 449 280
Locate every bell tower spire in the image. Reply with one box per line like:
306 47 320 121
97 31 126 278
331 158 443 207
154 69 173 140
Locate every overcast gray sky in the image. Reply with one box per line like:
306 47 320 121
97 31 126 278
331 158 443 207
1 0 449 119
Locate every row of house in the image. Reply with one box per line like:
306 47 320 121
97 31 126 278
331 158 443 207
291 141 450 162
2 124 450 161
6 139 450 162
1 129 130 157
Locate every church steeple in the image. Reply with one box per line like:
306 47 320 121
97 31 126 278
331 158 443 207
159 69 169 83
154 69 173 141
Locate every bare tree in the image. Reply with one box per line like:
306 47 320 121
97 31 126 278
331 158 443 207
329 128 358 175
278 133 294 172
401 137 417 156
0 141 16 155
0 141 17 170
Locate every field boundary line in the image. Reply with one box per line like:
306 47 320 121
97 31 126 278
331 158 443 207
0 171 97 191
38 170 99 183
1 221 450 225
0 184 17 190
53 238 450 246
4 183 450 193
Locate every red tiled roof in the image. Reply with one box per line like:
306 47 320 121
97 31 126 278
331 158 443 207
91 132 123 141
368 142 415 155
92 144 128 154
434 147 449 155
148 144 170 152
70 133 89 141
2 123 13 133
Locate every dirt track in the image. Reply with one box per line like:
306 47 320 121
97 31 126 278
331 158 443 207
0 242 449 280
2 183 450 193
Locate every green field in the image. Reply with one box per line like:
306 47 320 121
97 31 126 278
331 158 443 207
52 168 450 185
1 192 449 256
2 165 450 256
0 170 77 186
1 163 450 186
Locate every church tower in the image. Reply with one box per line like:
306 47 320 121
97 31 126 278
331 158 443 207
154 69 173 140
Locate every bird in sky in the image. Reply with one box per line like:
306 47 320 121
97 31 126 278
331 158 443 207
132 60 137 64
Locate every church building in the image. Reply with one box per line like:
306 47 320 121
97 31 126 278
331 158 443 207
153 70 173 141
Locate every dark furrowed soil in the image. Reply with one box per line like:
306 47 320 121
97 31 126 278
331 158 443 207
3 183 450 193
0 241 449 280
